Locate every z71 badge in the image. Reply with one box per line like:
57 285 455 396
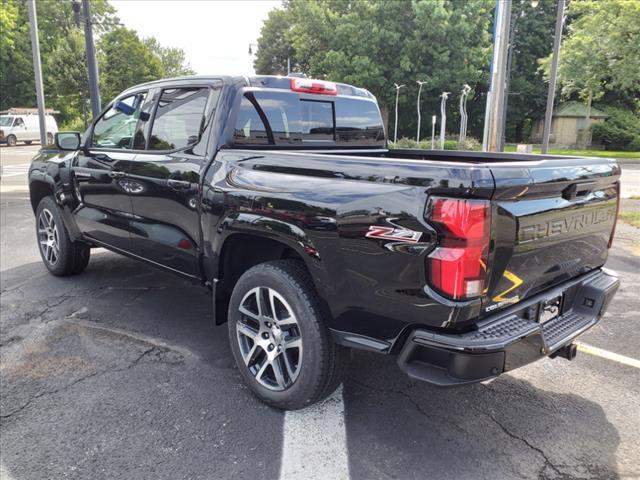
365 226 422 243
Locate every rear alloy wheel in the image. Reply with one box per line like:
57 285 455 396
236 286 303 391
228 260 348 410
6 135 16 147
36 196 90 276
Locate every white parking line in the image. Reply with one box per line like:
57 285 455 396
280 385 350 480
1 163 30 177
576 342 640 369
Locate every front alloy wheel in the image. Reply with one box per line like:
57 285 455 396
35 196 91 276
38 208 60 266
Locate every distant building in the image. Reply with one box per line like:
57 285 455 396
531 101 608 147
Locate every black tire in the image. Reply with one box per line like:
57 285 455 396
25 140 33 145
228 259 348 410
6 135 16 147
36 196 90 276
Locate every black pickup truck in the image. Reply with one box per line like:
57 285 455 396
28 75 620 409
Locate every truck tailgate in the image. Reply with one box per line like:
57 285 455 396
483 158 620 314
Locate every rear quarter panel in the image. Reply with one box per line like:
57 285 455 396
206 149 495 349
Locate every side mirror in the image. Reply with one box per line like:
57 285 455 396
55 132 81 151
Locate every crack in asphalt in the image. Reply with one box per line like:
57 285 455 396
0 346 159 421
349 375 598 480
346 375 470 435
476 407 567 479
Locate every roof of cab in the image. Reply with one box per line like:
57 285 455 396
118 75 374 100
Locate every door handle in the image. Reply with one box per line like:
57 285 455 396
168 179 191 190
108 171 125 179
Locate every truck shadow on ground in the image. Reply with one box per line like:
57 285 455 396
0 251 621 480
343 350 621 480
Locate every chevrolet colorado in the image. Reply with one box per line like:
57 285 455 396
28 75 620 409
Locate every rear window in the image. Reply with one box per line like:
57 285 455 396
233 90 384 147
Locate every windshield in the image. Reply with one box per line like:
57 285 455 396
0 116 14 127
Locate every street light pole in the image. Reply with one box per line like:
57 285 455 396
27 0 47 146
541 0 565 154
439 92 450 149
431 115 437 150
393 83 405 144
459 84 471 144
416 81 427 142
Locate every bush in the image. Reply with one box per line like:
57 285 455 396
591 107 640 151
59 116 89 132
390 136 481 151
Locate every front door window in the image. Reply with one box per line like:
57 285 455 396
92 93 149 149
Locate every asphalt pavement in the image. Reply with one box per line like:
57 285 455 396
1 144 639 480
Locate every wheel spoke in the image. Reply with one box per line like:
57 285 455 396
277 316 297 327
44 210 52 228
271 355 287 389
269 289 279 322
238 305 261 323
254 358 270 383
243 342 260 367
284 337 302 350
236 321 259 341
282 351 296 378
258 287 271 319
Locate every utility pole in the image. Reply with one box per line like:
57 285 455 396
541 0 565 154
393 83 405 144
482 0 512 152
416 81 427 142
27 0 47 146
439 92 450 149
73 0 101 118
499 7 518 151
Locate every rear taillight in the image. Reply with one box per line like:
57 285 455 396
426 197 491 300
290 78 337 95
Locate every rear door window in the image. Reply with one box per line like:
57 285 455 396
149 88 209 151
234 96 269 145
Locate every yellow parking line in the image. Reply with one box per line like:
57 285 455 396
575 342 640 369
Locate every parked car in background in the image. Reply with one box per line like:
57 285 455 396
0 109 58 146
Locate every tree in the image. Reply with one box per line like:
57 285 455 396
0 0 118 122
254 0 493 139
540 0 640 145
504 0 558 142
254 8 294 76
98 28 163 102
144 37 195 77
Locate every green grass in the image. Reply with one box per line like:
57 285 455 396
503 145 640 159
619 212 640 228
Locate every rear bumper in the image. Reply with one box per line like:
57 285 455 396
397 268 619 387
